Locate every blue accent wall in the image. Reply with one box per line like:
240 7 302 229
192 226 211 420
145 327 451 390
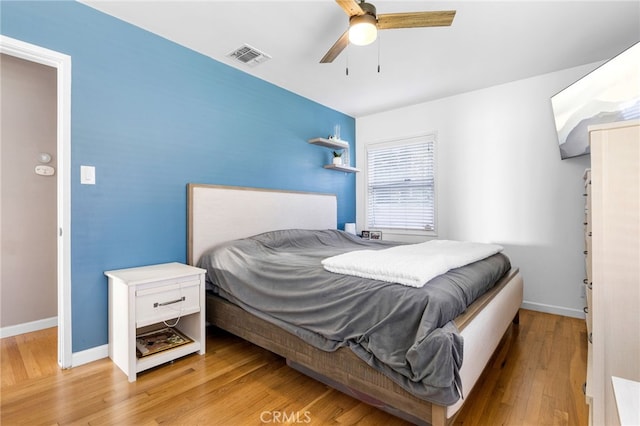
1 1 355 352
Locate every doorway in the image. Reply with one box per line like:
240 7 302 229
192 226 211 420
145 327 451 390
0 35 71 368
1 53 57 331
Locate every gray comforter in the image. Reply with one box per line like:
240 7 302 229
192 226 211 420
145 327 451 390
198 229 511 405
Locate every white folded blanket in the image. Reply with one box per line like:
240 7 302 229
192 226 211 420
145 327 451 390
322 239 503 288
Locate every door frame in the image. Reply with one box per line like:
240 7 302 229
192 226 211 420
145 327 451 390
1 35 72 368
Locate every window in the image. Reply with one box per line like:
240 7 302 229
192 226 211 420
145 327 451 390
366 134 436 233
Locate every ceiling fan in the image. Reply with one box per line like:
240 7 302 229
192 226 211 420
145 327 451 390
320 0 456 63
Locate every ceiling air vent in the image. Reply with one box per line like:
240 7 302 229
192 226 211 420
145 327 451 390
226 44 271 68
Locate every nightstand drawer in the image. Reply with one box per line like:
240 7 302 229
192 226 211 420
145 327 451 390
136 280 200 327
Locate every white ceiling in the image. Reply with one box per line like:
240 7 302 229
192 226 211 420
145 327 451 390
80 0 640 117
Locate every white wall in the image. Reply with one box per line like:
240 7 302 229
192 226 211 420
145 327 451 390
1 54 58 328
356 63 599 318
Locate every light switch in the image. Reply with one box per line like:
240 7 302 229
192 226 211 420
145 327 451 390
80 165 95 185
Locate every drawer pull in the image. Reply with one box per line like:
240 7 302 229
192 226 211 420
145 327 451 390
588 332 592 344
154 296 185 308
583 306 589 314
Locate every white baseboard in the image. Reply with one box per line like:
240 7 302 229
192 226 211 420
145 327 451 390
0 317 57 338
522 300 585 319
72 344 109 367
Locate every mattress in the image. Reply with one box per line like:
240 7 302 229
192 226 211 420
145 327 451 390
198 229 511 405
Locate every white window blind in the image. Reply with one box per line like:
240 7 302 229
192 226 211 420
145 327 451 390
366 136 436 231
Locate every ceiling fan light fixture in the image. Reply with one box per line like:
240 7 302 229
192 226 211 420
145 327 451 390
349 14 377 46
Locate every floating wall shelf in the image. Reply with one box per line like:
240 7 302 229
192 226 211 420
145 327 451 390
308 137 360 173
323 164 360 173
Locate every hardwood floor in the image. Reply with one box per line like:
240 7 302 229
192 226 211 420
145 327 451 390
0 310 588 425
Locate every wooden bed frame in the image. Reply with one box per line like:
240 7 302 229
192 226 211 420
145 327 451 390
187 183 523 426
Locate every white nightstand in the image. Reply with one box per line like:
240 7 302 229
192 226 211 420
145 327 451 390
105 262 206 382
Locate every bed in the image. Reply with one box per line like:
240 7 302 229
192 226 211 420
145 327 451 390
187 183 523 425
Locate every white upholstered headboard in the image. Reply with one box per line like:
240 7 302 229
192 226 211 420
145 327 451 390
187 184 337 265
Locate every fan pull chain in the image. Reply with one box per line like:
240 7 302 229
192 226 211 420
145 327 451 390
346 44 349 76
377 33 381 73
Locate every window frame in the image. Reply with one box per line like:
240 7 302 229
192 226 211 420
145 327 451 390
363 133 438 238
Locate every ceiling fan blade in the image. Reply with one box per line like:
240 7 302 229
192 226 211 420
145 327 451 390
377 10 456 30
336 0 364 17
320 30 350 63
